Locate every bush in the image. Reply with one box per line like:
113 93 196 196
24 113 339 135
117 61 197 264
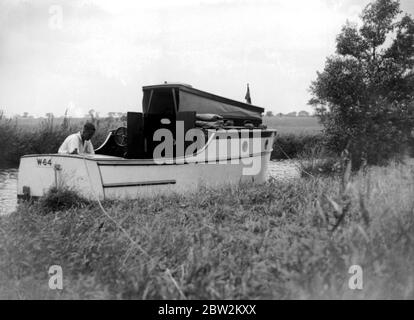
319 100 413 168
271 133 326 160
39 187 90 212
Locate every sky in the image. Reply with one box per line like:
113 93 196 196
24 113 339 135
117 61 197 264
0 0 413 117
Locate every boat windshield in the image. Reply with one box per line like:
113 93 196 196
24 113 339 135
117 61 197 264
144 88 177 115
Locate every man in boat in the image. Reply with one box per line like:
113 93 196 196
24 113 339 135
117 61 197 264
58 122 96 155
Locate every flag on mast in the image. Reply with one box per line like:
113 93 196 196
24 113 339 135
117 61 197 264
245 83 251 104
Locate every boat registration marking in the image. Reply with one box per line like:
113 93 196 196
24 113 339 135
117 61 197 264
36 157 53 167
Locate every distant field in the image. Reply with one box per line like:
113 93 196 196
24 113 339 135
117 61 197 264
263 116 323 134
8 116 323 134
7 117 116 131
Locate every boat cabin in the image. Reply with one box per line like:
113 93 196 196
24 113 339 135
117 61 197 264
95 83 266 159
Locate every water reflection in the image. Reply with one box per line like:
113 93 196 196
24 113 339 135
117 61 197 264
0 169 18 215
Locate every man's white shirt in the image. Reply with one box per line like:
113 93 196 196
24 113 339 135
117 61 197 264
58 132 95 155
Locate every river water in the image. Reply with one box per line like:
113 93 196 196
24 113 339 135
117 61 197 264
0 161 300 216
0 169 18 216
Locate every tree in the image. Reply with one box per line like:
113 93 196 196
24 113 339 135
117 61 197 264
286 112 297 117
298 110 310 117
88 109 100 122
265 111 274 117
88 109 95 119
62 108 69 130
120 113 127 122
309 0 414 167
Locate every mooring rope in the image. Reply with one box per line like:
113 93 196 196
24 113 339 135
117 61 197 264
273 141 316 178
81 154 149 257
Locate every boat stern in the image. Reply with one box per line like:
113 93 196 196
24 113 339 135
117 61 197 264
17 154 106 201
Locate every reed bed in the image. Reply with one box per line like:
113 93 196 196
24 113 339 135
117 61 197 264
0 115 124 167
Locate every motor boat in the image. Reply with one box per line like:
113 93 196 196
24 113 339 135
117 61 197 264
17 83 277 200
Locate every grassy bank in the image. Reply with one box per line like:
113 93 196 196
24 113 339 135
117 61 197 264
1 162 413 299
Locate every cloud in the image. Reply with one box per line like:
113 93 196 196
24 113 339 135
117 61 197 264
0 0 413 116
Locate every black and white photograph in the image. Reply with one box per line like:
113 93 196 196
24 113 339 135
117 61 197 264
0 0 414 305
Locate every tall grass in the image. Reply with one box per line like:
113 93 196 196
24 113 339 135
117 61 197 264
0 114 124 167
1 162 413 299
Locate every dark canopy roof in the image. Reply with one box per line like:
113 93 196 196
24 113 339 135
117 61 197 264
142 84 264 122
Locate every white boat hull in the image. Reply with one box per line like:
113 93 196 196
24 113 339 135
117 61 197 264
17 130 276 200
